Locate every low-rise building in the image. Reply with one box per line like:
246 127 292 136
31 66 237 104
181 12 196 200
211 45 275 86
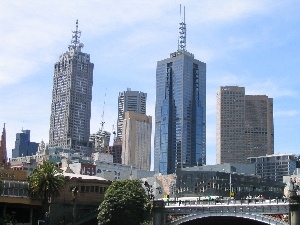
50 172 111 225
0 169 43 224
248 153 298 182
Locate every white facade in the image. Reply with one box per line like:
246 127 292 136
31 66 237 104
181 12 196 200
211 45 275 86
248 153 297 182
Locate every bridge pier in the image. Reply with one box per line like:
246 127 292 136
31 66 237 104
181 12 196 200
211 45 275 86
152 200 165 225
289 191 300 225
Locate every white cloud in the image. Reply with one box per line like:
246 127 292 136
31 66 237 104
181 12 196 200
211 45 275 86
247 80 298 98
274 110 300 117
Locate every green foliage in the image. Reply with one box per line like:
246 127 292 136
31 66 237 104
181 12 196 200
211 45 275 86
98 180 151 225
28 161 65 204
0 214 16 225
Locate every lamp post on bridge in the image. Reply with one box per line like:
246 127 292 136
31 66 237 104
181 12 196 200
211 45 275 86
223 168 233 198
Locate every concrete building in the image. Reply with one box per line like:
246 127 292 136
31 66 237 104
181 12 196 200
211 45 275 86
122 111 152 170
0 169 43 224
50 173 111 225
216 86 274 164
11 130 39 158
197 163 255 175
245 95 274 156
154 9 206 174
0 124 7 167
175 168 284 199
248 153 297 182
117 88 147 141
89 130 111 153
49 20 93 156
107 140 122 164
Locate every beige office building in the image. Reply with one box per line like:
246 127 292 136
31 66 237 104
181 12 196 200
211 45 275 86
216 86 274 164
122 111 152 170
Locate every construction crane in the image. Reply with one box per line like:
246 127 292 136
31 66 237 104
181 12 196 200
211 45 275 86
100 88 107 132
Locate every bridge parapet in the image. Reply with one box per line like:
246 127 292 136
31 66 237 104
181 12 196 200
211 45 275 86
153 199 291 225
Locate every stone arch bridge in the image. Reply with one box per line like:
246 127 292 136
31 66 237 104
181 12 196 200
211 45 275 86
152 196 300 225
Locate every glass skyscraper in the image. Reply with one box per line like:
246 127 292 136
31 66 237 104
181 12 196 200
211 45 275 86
49 21 93 156
12 129 39 158
154 12 206 174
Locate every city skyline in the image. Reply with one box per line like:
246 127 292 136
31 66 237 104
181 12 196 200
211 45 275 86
0 1 299 168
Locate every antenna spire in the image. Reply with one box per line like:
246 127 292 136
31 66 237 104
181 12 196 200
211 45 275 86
71 20 81 48
178 5 186 51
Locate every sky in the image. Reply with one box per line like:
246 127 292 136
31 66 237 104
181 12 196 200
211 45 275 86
0 0 299 168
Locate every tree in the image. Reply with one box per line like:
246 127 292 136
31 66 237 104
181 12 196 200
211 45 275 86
28 161 65 223
98 180 151 225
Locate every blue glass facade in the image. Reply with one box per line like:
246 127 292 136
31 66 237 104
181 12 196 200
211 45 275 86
12 130 39 158
154 50 206 174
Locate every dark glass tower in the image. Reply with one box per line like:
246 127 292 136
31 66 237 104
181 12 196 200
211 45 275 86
49 21 94 155
154 8 206 174
12 129 39 158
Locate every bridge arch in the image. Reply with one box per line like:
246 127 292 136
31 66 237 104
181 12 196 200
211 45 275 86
169 213 288 225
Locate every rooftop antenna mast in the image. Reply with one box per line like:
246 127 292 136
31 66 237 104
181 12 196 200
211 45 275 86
178 5 186 51
71 20 81 48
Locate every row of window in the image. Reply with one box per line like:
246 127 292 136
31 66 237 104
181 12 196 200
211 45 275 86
80 185 107 193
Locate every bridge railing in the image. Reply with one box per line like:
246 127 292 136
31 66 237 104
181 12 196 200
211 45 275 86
163 198 289 207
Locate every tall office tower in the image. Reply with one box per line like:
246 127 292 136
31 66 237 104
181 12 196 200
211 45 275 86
154 7 206 174
12 129 39 158
245 95 274 156
216 86 274 164
216 86 246 164
117 88 147 141
49 21 94 156
0 124 7 166
122 111 152 170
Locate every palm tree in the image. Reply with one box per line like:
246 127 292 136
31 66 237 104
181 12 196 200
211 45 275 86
29 161 65 224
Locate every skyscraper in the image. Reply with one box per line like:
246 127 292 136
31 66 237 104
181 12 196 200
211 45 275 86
245 95 274 156
0 124 7 166
216 86 245 164
216 86 274 164
122 111 152 170
154 7 206 174
49 21 94 155
117 88 147 141
12 129 39 158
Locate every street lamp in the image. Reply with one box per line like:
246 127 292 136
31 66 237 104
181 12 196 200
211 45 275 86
71 186 79 225
223 168 232 197
229 170 232 194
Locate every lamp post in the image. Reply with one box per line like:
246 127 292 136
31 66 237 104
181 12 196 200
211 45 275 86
229 170 232 195
71 186 79 225
223 168 232 197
